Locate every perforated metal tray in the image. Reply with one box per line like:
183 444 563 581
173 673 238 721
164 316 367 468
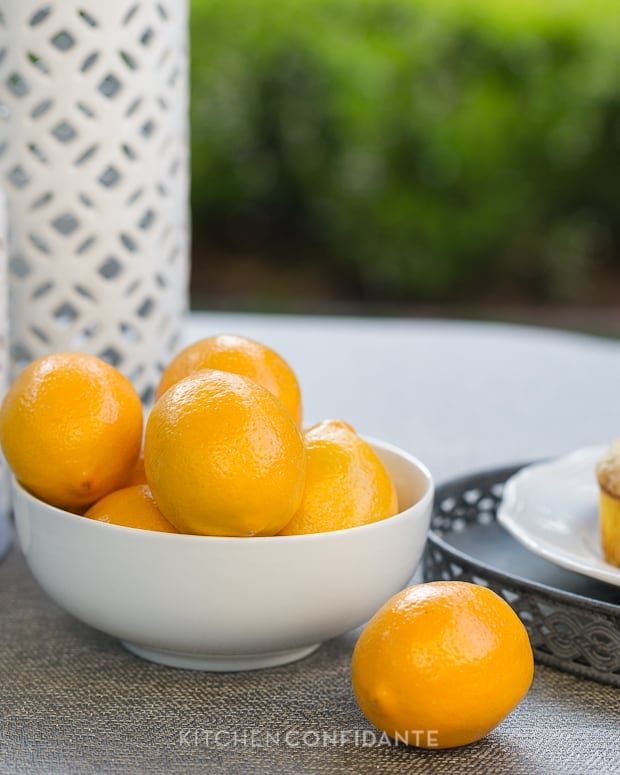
423 464 620 687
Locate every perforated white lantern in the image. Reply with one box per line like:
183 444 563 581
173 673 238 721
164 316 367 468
0 187 10 557
0 1 190 403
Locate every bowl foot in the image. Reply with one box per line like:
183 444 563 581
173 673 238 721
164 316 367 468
121 641 321 671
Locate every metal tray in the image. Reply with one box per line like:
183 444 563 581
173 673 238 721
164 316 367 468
422 463 620 687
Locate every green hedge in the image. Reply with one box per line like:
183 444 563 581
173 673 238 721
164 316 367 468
189 0 620 301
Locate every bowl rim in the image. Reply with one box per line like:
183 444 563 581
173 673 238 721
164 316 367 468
12 436 434 544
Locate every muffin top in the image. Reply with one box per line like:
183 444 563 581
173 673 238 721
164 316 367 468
595 439 620 497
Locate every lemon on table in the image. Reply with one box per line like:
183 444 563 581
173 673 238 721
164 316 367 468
145 369 306 536
0 352 143 511
155 333 303 426
279 419 398 535
352 581 534 749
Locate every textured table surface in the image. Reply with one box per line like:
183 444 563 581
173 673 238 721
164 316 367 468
2 312 620 775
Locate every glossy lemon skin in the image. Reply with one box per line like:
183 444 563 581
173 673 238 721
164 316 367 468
351 581 534 749
155 334 303 426
279 419 398 535
0 352 143 510
145 370 306 537
85 485 179 533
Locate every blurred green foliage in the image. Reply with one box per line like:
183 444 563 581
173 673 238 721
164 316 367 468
189 0 620 301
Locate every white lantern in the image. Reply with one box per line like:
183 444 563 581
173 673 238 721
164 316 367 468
0 0 190 404
0 187 9 557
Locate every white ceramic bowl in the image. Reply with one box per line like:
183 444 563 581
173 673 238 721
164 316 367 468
12 438 433 671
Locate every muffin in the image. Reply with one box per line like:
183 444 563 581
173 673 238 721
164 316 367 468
595 440 620 567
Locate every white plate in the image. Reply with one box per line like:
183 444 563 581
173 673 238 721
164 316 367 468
497 445 620 587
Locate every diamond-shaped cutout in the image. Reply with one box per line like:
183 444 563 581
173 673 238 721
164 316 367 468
31 325 51 344
99 165 121 188
31 98 53 119
74 284 96 301
98 73 122 99
28 51 50 75
30 191 53 211
123 5 140 26
81 52 99 74
71 323 99 348
137 297 155 318
6 71 29 97
52 120 77 144
78 10 98 28
29 232 51 255
76 101 95 119
53 302 79 326
124 279 140 296
78 192 95 208
140 385 154 406
167 245 181 265
12 343 34 370
119 322 140 343
168 67 181 88
30 8 51 27
98 256 123 280
141 119 155 138
120 232 138 252
98 346 122 367
126 187 144 206
30 280 54 301
76 235 96 255
126 97 142 118
51 30 76 52
28 142 48 164
138 209 155 230
121 143 137 161
119 50 138 71
52 212 80 236
9 254 32 279
140 27 155 47
74 143 99 166
7 164 31 189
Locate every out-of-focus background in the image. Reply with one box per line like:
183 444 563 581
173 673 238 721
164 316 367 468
188 0 620 336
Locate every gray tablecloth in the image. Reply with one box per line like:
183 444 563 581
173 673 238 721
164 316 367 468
2 314 620 774
1 544 619 775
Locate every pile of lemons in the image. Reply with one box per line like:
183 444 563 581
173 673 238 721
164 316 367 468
0 333 398 537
